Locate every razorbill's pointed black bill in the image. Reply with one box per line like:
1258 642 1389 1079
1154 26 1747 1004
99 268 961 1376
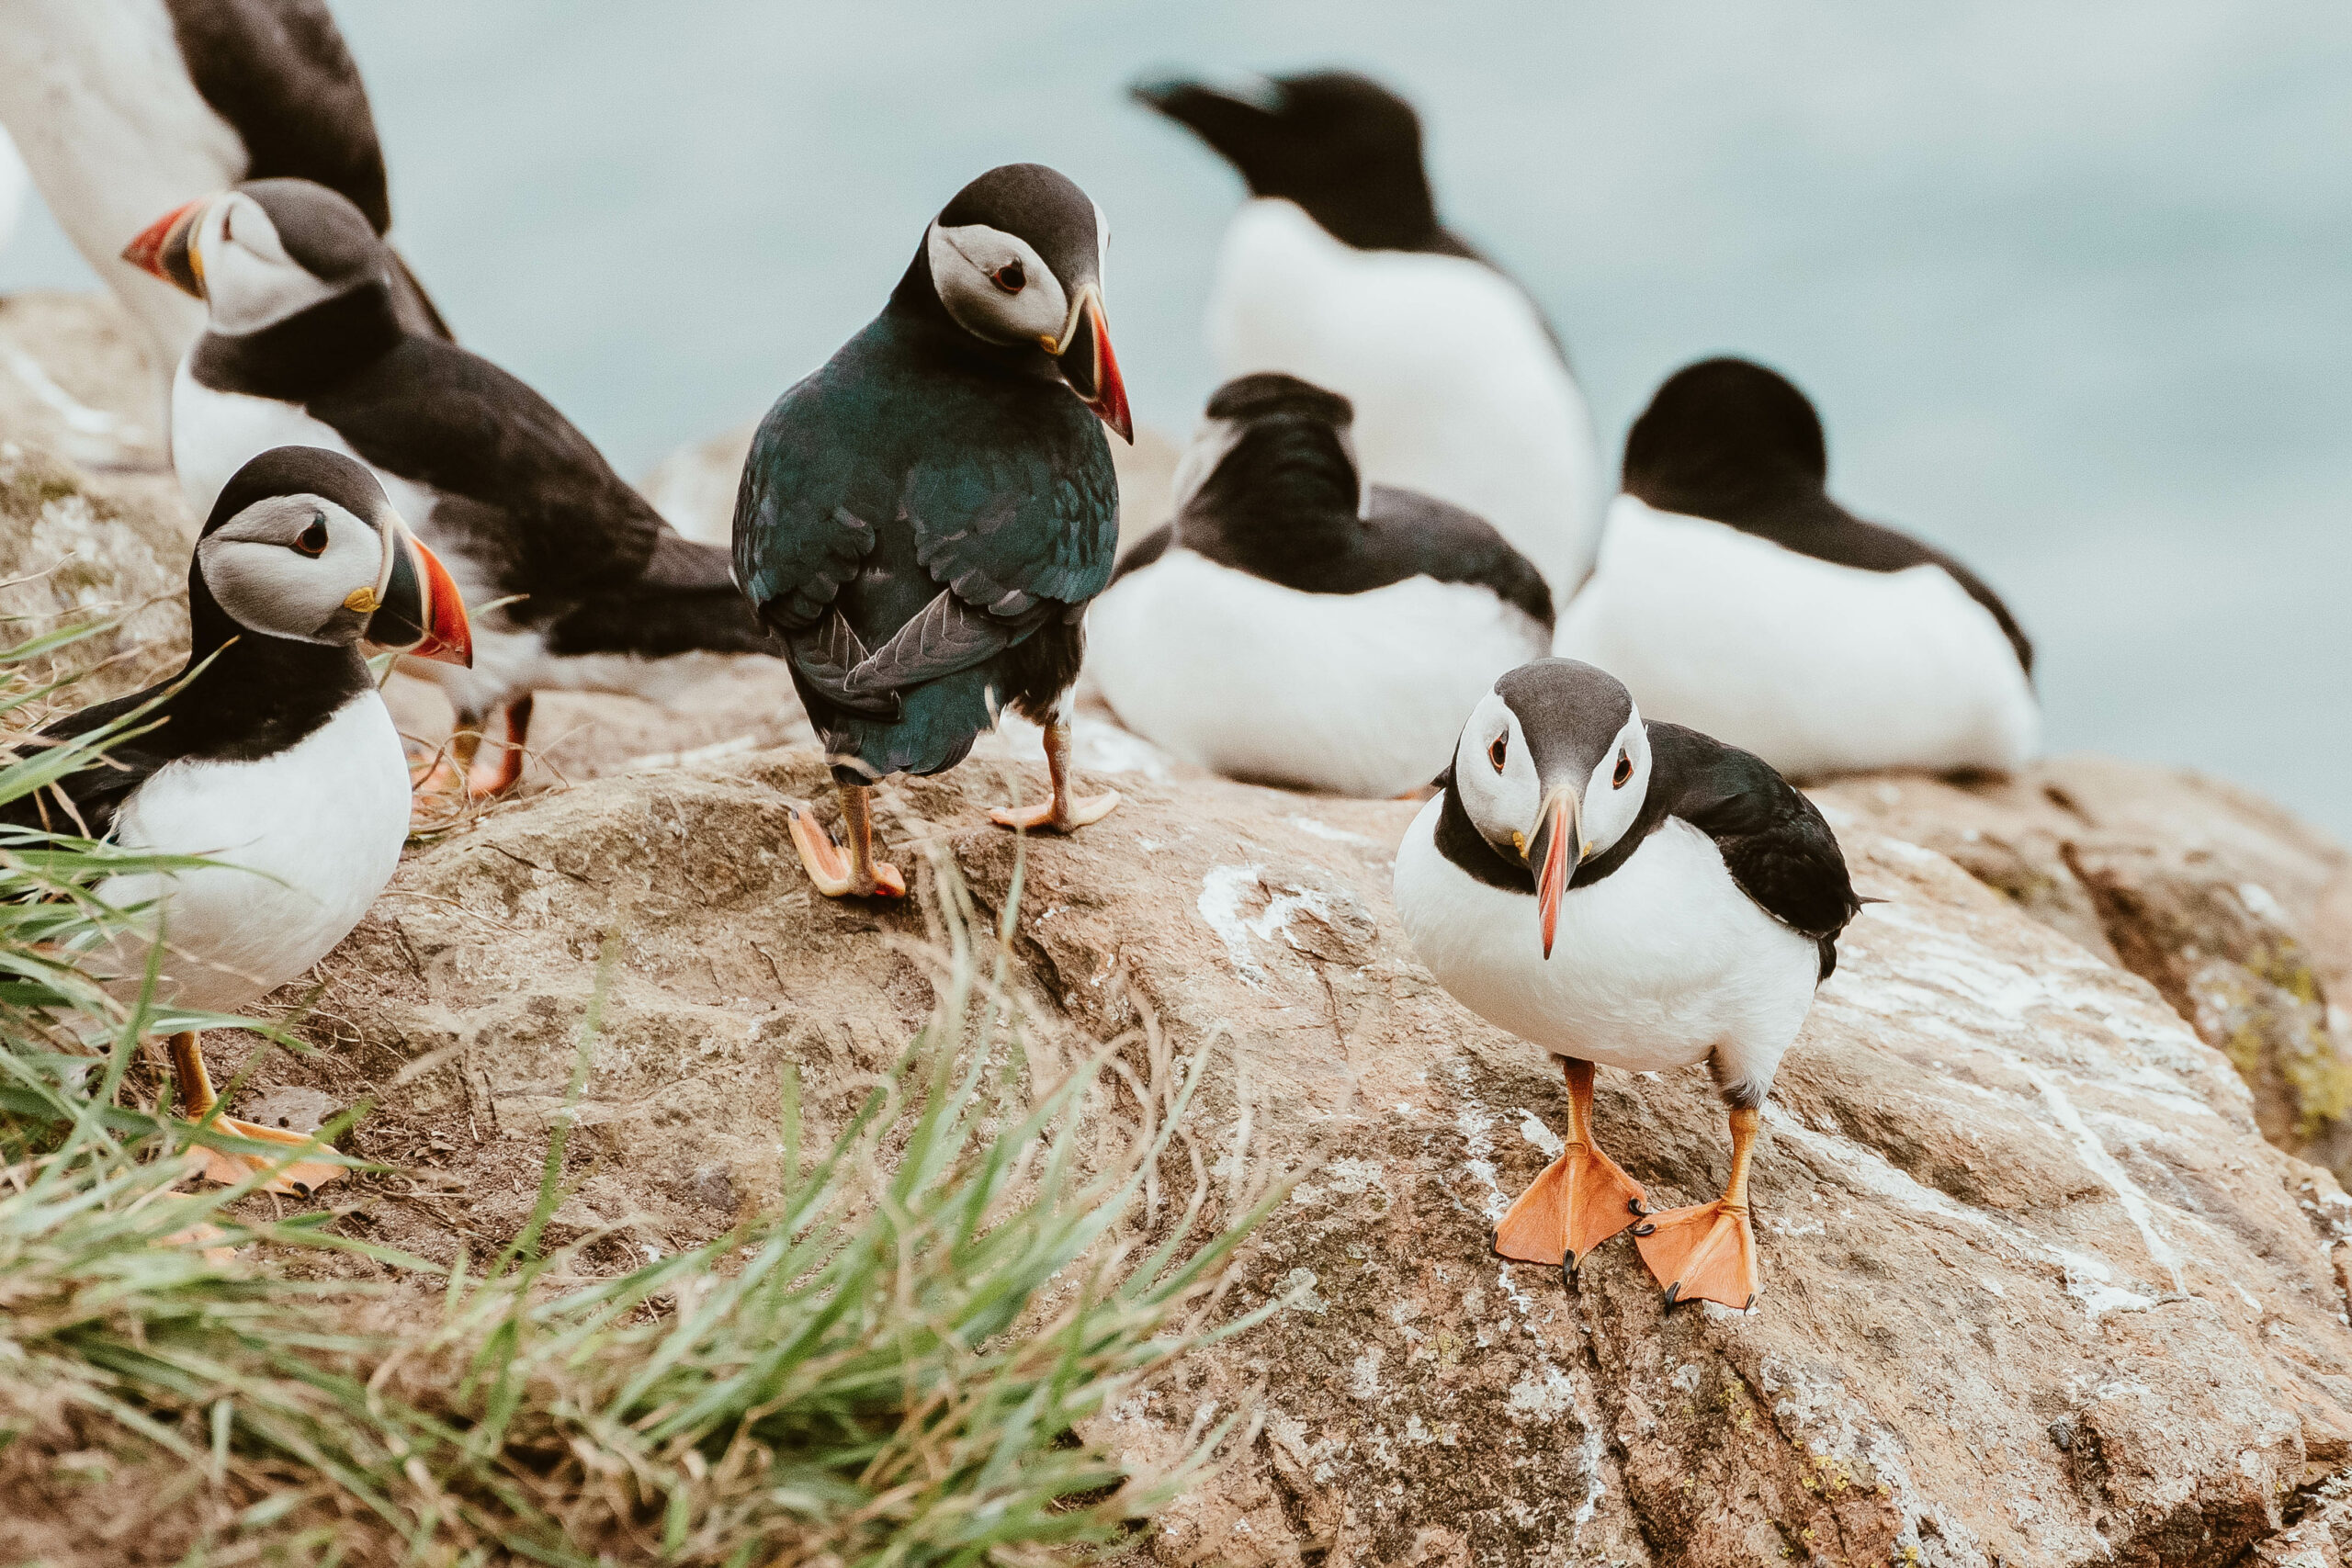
0 1 447 365
1394 657 1862 1307
1557 356 2039 779
131 177 778 801
1130 67 1604 599
734 162 1128 900
1091 371 1553 796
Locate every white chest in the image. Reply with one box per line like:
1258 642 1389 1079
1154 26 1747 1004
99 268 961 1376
1204 200 1604 592
1088 549 1548 797
1393 803 1821 1082
1555 497 2040 777
97 694 410 1015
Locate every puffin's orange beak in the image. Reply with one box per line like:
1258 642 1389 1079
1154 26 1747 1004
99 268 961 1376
1531 788 1580 960
122 198 208 298
1046 285 1133 445
365 523 473 667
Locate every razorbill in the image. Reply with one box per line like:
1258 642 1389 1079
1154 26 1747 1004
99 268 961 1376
126 177 777 798
0 0 448 369
1090 371 1552 795
1134 69 1603 596
736 163 1131 898
1393 659 1862 1308
1 446 470 1191
1555 357 2039 778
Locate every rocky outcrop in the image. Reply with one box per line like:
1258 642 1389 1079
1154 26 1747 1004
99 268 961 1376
225 736 2352 1568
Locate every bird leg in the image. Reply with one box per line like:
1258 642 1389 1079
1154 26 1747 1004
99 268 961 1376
465 693 534 797
989 720 1120 833
1633 1104 1762 1310
1494 1057 1647 1270
413 710 486 796
169 1031 345 1197
788 782 906 898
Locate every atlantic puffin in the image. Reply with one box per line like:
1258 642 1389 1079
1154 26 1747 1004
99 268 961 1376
1392 659 1861 1308
1133 69 1603 597
734 163 1131 898
1 446 470 1191
1090 371 1552 796
0 0 448 368
1555 358 2039 779
126 178 776 798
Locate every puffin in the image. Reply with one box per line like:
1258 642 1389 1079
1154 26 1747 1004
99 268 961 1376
734 163 1131 899
0 446 471 1190
1090 371 1553 796
1133 69 1603 597
1392 658 1861 1309
124 177 777 799
1555 357 2039 779
0 0 447 370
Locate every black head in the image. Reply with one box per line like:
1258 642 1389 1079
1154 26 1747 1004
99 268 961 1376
193 446 470 665
125 177 389 335
1133 69 1441 250
1172 372 1359 523
1622 357 1830 521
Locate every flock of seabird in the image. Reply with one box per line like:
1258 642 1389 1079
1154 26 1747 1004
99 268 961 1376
0 10 2044 1312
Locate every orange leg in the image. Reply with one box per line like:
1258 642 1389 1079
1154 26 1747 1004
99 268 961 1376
788 782 907 899
170 1031 345 1197
1633 1105 1763 1310
1495 1058 1648 1271
465 693 533 797
989 720 1119 833
412 715 481 797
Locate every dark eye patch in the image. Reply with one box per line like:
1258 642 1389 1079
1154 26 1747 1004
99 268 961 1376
293 513 328 557
1488 732 1508 772
990 261 1025 293
1612 750 1633 788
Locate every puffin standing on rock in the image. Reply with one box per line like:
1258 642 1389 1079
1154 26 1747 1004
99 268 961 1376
1133 69 1603 596
0 0 449 367
1393 659 1861 1308
734 163 1132 899
125 177 777 800
1555 357 2038 778
1 446 471 1192
1090 371 1553 796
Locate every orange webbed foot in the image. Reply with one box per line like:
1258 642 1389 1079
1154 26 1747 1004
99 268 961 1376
989 788 1120 833
1495 1142 1647 1269
1633 1199 1759 1310
190 1118 347 1198
788 804 905 898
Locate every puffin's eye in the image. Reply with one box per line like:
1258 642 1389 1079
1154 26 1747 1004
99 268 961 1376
1612 750 1633 788
293 514 329 557
1488 733 1508 773
990 261 1026 294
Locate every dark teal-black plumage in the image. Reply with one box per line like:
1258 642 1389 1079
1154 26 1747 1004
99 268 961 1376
733 251 1118 784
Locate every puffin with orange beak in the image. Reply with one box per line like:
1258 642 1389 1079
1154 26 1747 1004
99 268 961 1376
0 447 470 1194
735 163 1133 899
1392 658 1862 1310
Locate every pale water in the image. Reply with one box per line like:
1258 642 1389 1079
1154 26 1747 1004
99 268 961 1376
4 2 2346 832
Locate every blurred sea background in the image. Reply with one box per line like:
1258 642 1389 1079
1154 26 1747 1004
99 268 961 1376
4 2 2345 832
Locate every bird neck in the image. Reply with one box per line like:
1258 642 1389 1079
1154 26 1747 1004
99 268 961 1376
187 279 406 400
1272 162 1445 253
1178 417 1362 570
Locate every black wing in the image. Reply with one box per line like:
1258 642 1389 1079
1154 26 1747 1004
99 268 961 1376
0 680 182 840
1648 721 1861 981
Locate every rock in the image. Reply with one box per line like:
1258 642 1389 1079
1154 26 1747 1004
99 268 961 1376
246 738 2352 1566
1820 760 2352 1184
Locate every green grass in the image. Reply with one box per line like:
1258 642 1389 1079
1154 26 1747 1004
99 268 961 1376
0 624 1284 1565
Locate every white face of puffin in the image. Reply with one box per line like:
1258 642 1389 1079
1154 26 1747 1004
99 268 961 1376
181 191 342 335
198 492 401 646
928 220 1077 346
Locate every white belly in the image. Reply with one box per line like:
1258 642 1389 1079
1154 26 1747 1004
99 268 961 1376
1393 802 1821 1088
0 0 243 364
1204 199 1605 596
1555 496 2041 778
95 694 409 1015
1088 549 1550 797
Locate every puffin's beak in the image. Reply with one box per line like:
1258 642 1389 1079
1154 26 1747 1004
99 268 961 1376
1526 787 1588 960
122 198 209 299
365 522 473 667
1042 285 1133 444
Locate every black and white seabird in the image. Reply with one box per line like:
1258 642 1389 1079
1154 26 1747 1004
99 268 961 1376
1 446 471 1190
1133 69 1603 596
0 0 448 367
1090 372 1553 796
1393 658 1861 1309
735 163 1131 900
127 177 778 799
1556 357 2039 778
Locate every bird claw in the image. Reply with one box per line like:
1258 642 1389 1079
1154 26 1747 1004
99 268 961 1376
787 804 905 898
989 788 1121 834
189 1117 347 1197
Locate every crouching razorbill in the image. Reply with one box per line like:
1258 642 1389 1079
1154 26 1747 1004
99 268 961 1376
0 447 470 1192
1555 357 2038 778
1393 659 1862 1308
1090 372 1553 796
